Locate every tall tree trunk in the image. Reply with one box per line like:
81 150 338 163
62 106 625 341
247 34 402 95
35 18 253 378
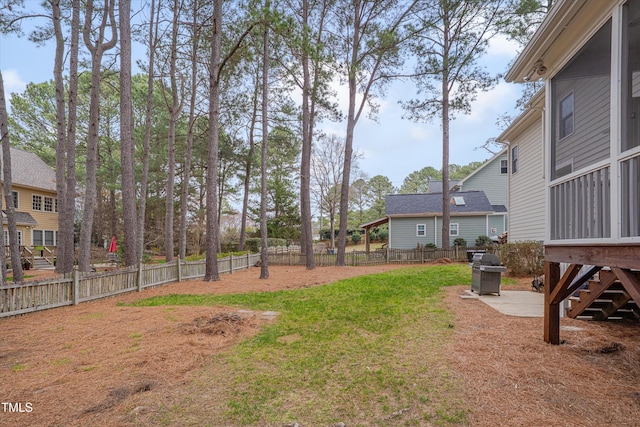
441 10 450 249
299 0 315 270
63 0 80 272
204 0 222 281
52 0 68 273
0 72 22 282
137 0 158 260
78 0 117 272
179 0 200 260
336 4 360 266
119 0 138 266
259 20 269 279
238 66 260 252
164 0 180 263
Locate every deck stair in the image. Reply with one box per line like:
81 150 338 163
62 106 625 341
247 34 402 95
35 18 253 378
567 270 640 320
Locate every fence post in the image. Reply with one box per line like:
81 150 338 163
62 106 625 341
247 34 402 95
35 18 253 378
73 268 79 305
246 251 250 270
137 262 144 292
352 250 356 266
177 259 182 282
288 250 291 266
230 253 234 274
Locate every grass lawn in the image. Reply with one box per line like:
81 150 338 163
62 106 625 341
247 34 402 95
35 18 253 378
132 265 474 426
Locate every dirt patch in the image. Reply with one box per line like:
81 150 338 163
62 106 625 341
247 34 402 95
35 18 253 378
1 265 639 426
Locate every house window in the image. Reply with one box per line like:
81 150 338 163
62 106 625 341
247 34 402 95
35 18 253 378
511 145 519 174
55 198 58 212
44 197 53 212
45 230 55 246
3 230 22 246
500 159 508 174
559 92 574 140
416 224 426 237
453 196 465 206
32 195 42 211
450 223 459 237
11 191 18 209
33 229 43 246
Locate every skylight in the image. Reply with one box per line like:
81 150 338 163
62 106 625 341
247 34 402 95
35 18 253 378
452 196 465 206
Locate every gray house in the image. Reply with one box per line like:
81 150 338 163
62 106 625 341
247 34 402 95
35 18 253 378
454 148 508 207
384 191 507 249
505 0 640 344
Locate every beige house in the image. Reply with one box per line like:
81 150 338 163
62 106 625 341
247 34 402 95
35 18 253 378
1 148 58 249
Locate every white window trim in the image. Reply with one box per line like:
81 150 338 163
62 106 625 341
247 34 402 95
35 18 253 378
450 223 459 237
416 223 426 237
558 90 575 142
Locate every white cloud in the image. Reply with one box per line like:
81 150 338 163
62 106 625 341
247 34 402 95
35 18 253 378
1 69 26 96
488 34 521 58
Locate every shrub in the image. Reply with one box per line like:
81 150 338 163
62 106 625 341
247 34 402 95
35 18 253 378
501 241 544 276
351 233 362 244
453 237 467 246
475 235 493 247
377 229 388 241
244 237 288 252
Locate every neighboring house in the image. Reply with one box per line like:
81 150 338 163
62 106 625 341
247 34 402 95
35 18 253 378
0 148 58 248
497 91 545 242
454 148 509 207
384 191 507 249
505 0 640 343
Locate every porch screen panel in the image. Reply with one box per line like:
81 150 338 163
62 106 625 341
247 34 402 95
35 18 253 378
621 155 640 237
622 0 640 152
551 20 611 180
550 167 610 240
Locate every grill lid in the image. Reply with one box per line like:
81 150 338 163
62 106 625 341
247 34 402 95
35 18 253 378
474 253 501 266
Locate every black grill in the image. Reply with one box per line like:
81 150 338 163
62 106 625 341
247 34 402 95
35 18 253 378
471 253 506 295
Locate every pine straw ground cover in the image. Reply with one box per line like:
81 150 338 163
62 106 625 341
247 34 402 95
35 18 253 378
0 264 638 426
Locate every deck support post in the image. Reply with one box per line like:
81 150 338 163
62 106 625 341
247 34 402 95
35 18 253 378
544 261 561 344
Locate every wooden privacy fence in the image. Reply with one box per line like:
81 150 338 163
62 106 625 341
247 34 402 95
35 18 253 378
268 246 501 266
0 253 261 318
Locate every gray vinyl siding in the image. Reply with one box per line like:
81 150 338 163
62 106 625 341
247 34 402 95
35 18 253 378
552 75 610 179
389 216 494 248
435 216 490 247
487 214 506 236
461 152 508 205
389 217 437 249
509 117 546 242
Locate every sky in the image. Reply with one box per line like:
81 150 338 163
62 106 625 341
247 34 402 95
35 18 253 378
0 18 523 190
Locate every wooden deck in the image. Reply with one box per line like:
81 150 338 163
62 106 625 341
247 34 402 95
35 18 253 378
544 244 640 344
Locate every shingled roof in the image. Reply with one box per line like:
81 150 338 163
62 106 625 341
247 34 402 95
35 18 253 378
0 148 56 192
386 191 496 216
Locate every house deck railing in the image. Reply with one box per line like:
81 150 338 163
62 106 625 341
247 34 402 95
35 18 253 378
0 253 261 318
549 165 611 240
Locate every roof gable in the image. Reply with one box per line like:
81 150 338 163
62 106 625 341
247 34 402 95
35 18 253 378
0 148 56 192
386 191 495 216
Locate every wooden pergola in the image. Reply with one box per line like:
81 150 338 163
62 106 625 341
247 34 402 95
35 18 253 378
544 243 640 344
359 217 389 253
